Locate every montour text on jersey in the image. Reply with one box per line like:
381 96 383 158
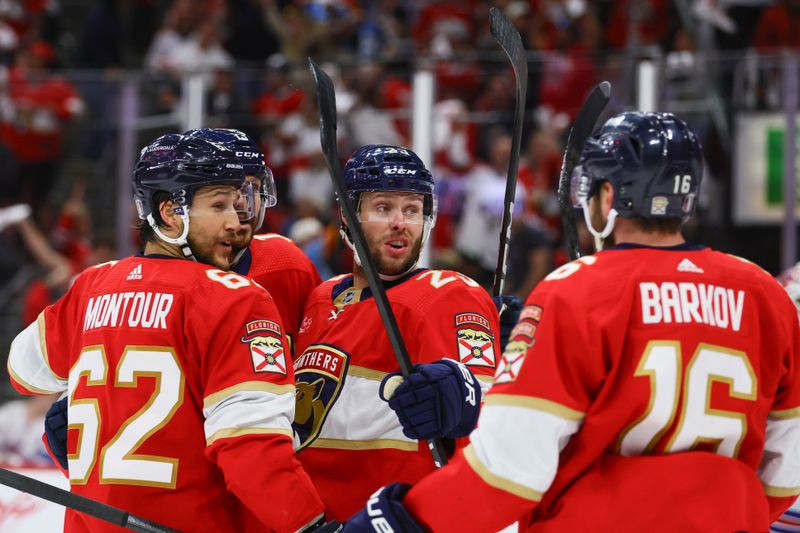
83 291 174 331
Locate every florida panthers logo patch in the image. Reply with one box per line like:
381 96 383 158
496 305 542 384
292 344 350 450
455 313 495 368
241 320 287 375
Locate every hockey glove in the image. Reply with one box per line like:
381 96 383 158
341 483 425 533
44 396 69 470
492 295 523 352
380 359 480 440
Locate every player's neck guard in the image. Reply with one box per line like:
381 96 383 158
147 210 197 262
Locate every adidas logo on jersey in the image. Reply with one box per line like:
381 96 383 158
126 264 143 280
677 258 703 274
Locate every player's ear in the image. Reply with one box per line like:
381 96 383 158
158 199 182 235
600 181 615 216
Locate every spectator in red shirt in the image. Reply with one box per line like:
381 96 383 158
753 0 800 52
0 41 84 215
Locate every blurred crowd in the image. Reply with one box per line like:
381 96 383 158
1 0 800 463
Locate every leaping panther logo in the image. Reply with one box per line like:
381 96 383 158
292 345 350 450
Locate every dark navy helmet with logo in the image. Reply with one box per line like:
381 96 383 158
573 112 703 220
343 144 436 221
183 128 277 205
133 133 245 220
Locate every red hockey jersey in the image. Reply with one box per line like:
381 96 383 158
293 268 500 520
405 245 800 532
7 255 323 532
233 233 323 352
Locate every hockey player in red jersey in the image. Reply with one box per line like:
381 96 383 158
8 133 326 532
43 127 323 471
292 144 501 521
339 113 800 532
184 128 323 349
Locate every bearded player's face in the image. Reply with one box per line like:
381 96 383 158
358 192 425 276
186 185 240 270
232 175 263 255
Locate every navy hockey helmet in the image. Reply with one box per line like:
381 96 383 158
342 144 437 223
133 133 246 221
183 128 277 209
573 112 703 220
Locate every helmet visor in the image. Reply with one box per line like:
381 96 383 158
235 180 257 221
186 183 242 220
356 192 428 225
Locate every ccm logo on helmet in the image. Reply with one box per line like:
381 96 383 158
384 167 416 175
235 151 260 159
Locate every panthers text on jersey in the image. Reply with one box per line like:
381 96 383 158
293 268 500 520
232 233 322 353
7 255 323 532
403 244 800 532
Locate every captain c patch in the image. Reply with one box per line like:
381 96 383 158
241 320 287 375
455 312 496 368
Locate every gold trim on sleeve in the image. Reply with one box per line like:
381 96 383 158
483 394 585 421
203 381 295 409
37 312 67 381
309 437 418 451
463 445 542 502
769 407 800 420
763 484 800 497
206 427 293 445
347 366 389 381
6 364 60 395
476 375 495 385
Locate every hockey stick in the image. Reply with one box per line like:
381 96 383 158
557 81 612 261
0 467 179 532
489 6 528 298
308 59 449 469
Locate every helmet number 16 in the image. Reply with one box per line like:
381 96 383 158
674 174 692 194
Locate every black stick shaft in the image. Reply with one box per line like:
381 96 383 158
308 58 449 468
557 81 612 261
0 467 179 533
489 7 529 297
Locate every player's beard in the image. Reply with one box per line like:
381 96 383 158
188 233 232 270
231 220 254 259
368 230 423 277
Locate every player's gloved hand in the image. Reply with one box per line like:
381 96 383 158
380 359 480 440
44 396 69 470
492 295 523 352
340 483 425 533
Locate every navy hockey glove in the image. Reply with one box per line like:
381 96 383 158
44 396 68 470
380 359 480 440
492 295 523 352
341 483 425 533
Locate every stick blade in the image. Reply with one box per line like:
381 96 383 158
557 81 612 260
308 58 339 172
489 7 528 90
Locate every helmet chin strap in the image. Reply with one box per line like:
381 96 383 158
580 201 618 253
147 210 197 261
